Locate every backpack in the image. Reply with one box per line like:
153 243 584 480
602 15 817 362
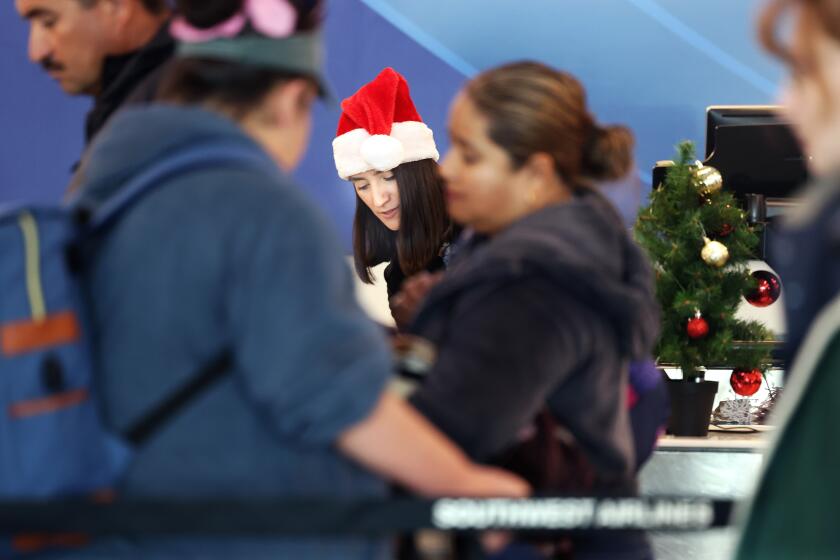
0 142 274 508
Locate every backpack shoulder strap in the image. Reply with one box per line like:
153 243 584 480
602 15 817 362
74 142 275 446
84 142 277 233
124 350 234 446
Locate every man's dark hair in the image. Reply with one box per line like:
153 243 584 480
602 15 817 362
77 0 169 14
140 0 168 12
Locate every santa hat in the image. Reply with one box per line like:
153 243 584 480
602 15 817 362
333 68 439 180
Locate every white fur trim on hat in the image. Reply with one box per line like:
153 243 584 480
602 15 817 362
361 135 404 173
333 121 439 179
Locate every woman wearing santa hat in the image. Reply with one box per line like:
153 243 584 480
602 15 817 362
332 68 455 328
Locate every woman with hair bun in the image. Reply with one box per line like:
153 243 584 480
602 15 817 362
406 61 660 558
65 1 526 558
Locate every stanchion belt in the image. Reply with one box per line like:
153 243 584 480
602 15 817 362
0 497 734 535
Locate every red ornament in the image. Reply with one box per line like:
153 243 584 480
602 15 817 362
730 368 763 396
745 270 782 307
686 311 709 339
718 223 734 237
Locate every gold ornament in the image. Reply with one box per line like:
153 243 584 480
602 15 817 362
701 236 729 267
692 162 723 196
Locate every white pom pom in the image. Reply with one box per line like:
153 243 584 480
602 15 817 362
360 134 405 172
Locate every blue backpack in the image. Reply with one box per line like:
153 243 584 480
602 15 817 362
0 143 272 509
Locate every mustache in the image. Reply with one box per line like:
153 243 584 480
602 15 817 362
40 56 64 73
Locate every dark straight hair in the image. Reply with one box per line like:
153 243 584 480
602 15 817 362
353 159 451 283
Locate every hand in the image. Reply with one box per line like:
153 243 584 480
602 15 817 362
390 271 444 330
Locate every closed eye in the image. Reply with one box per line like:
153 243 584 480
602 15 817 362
23 9 57 28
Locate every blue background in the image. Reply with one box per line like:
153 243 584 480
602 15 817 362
0 0 783 242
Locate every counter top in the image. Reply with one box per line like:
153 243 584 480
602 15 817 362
656 426 771 452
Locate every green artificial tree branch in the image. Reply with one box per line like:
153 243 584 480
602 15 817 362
634 141 773 381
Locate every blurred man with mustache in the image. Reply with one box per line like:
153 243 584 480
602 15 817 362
16 0 172 146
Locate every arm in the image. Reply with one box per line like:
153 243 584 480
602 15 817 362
337 392 529 497
227 187 526 496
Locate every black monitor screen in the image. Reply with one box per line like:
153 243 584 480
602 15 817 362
704 105 808 199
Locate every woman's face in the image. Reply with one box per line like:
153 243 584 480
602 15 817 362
440 92 532 234
782 20 840 176
350 170 401 231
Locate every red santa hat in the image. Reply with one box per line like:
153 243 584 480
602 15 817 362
333 67 439 180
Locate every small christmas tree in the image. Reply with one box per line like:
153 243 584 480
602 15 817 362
634 141 772 381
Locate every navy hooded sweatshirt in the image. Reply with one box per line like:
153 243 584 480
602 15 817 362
409 190 660 483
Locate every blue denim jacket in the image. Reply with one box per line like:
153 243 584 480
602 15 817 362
65 105 392 559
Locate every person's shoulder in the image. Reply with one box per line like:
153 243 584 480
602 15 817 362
128 161 339 265
443 266 569 324
184 165 323 221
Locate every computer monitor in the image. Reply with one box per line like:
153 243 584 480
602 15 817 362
704 105 808 199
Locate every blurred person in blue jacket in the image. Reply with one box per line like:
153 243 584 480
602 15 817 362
63 0 527 558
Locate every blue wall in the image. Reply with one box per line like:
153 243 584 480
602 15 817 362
1 0 783 241
0 0 90 204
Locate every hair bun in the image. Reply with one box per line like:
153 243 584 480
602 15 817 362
582 124 635 181
175 0 244 29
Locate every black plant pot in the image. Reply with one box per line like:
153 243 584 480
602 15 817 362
666 379 719 437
